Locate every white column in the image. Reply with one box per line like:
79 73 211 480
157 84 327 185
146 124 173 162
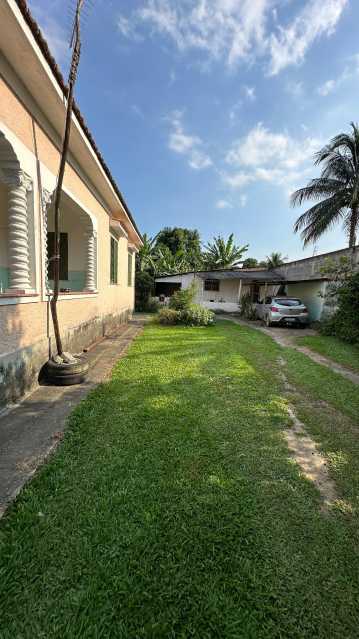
238 279 242 304
6 172 32 292
85 229 97 291
41 189 52 293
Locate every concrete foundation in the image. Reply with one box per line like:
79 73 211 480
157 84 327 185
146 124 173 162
0 308 131 409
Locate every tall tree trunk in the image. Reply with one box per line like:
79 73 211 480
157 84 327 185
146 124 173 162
50 83 75 356
349 205 358 249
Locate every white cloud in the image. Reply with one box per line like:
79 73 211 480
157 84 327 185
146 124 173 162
317 79 336 96
216 199 233 209
168 111 212 170
286 81 304 97
29 2 69 66
117 0 347 74
268 0 347 75
243 85 256 100
131 104 144 118
223 122 321 192
222 171 254 189
317 53 359 96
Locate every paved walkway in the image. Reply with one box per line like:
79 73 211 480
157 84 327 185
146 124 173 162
219 316 359 385
0 319 145 518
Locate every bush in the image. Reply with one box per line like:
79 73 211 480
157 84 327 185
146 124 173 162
169 281 197 311
135 271 155 311
158 304 215 327
320 272 359 344
239 292 257 320
158 308 180 325
179 304 215 326
146 297 160 313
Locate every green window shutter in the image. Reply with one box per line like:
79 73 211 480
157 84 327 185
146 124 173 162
47 232 68 281
110 237 118 284
128 252 133 287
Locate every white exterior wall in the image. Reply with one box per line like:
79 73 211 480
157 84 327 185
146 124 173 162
156 273 252 312
286 282 326 321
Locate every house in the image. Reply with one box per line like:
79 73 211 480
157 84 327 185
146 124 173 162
155 245 359 320
0 0 142 407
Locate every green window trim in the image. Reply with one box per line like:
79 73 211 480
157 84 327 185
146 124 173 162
110 236 118 285
127 251 133 287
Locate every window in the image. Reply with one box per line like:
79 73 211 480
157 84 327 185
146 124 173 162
274 298 301 307
204 279 220 292
127 251 133 287
110 236 118 284
47 232 68 280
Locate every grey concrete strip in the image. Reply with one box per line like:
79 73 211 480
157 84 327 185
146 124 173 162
0 321 145 518
218 315 359 385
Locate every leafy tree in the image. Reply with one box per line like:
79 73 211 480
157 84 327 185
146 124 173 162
242 257 258 268
155 227 202 265
266 252 287 269
292 122 359 248
136 233 157 274
154 246 191 276
203 234 248 269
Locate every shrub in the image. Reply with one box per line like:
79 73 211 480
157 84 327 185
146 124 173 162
158 308 180 325
135 271 155 311
179 304 215 326
320 272 359 343
146 297 160 313
158 304 215 327
239 292 257 320
169 281 197 311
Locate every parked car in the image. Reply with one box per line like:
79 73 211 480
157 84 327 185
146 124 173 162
256 296 309 327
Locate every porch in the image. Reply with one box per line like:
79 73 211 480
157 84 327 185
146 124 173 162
0 130 98 300
196 270 284 312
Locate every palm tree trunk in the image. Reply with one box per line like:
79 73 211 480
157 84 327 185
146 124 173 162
349 206 358 249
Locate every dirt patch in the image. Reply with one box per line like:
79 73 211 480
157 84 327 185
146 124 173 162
285 406 338 508
276 357 338 508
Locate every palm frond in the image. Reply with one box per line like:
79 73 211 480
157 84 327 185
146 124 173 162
291 178 349 207
294 193 348 245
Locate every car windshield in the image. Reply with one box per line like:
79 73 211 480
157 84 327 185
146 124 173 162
274 298 302 307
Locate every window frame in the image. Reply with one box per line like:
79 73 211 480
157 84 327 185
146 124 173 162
110 235 119 285
127 250 134 287
47 231 68 281
204 279 220 292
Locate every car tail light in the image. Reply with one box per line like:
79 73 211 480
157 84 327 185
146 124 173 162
302 307 308 313
271 306 279 312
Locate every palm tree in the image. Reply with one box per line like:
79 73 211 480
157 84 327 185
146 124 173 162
136 233 157 273
154 246 191 276
203 234 248 269
266 252 287 269
292 123 359 249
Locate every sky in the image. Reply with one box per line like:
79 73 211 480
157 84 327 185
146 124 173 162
27 0 359 261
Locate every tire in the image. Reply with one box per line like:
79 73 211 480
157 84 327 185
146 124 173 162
42 358 89 386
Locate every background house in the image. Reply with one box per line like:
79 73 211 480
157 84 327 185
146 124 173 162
0 0 142 407
155 245 359 321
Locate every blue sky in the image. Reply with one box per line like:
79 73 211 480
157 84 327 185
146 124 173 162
28 0 359 261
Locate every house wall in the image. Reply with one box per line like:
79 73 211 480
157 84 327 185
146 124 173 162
277 246 359 281
0 184 9 289
0 63 137 407
285 281 326 321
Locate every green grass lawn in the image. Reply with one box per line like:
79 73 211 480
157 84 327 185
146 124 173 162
1 321 359 638
297 334 359 373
